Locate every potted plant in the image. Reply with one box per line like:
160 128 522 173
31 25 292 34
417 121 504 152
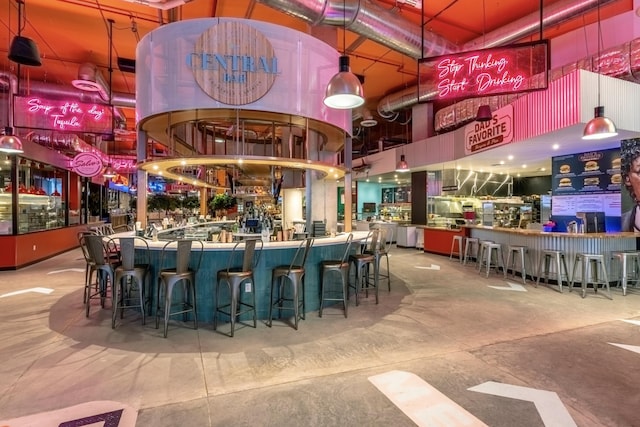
209 193 236 216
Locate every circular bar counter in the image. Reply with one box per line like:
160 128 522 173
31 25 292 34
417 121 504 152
116 231 369 323
466 226 640 282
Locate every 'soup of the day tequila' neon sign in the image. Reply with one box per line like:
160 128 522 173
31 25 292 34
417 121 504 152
418 40 549 101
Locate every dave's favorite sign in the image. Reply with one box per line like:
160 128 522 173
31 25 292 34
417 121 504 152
464 104 513 155
72 152 103 178
187 21 279 105
418 40 549 101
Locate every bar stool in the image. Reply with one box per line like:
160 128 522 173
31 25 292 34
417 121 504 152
349 229 380 306
83 234 118 318
478 242 506 278
449 235 464 263
610 251 640 296
155 240 204 338
371 226 394 292
570 253 612 299
476 240 494 272
112 236 151 329
267 237 314 330
77 230 98 305
415 229 424 250
319 233 354 317
505 245 531 284
462 237 479 267
536 249 570 292
214 238 263 337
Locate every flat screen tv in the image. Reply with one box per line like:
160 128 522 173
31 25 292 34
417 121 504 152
363 203 376 213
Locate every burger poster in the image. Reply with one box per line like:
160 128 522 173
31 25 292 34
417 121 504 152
552 149 621 194
551 148 621 232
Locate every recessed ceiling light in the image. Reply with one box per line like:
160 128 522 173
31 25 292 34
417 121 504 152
366 178 370 182
500 160 505 165
181 160 186 166
152 164 159 170
508 155 514 160
456 165 461 170
522 164 527 168
552 144 560 150
517 173 521 177
541 167 546 171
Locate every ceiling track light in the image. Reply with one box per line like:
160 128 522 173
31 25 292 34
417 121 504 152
323 0 365 110
582 0 618 141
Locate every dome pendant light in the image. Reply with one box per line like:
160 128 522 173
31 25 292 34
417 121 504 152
582 0 617 141
396 154 410 173
475 104 493 122
323 0 364 109
0 127 24 154
8 1 42 67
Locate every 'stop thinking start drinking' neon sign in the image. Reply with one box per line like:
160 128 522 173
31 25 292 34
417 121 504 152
418 40 549 101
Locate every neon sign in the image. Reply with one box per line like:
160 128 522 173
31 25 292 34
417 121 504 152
14 96 113 133
418 40 549 101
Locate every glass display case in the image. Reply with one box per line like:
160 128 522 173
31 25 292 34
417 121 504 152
0 157 66 235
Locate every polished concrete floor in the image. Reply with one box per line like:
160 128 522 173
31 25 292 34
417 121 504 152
1 246 639 426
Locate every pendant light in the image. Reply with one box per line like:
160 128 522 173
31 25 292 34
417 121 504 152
395 154 409 173
582 0 618 140
8 1 41 67
475 104 493 122
0 127 23 154
323 0 365 109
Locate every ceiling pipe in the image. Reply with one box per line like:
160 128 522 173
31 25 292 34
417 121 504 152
258 0 618 116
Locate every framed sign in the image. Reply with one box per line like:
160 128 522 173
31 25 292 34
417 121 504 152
418 40 549 102
72 152 103 178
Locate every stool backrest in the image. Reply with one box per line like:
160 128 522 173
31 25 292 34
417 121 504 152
85 234 111 267
287 237 315 272
340 233 354 263
362 228 381 254
379 226 394 254
226 238 263 272
77 231 96 264
118 237 150 270
160 240 204 274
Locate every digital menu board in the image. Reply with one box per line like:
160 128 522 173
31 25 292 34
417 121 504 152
552 149 621 195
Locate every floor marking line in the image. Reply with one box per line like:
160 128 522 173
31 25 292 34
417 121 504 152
620 319 640 327
608 343 640 354
468 381 576 427
369 370 488 427
0 287 54 298
415 264 441 270
488 282 527 292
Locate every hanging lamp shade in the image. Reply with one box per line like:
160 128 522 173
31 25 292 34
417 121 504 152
8 35 42 67
475 105 493 122
395 154 410 173
324 56 365 109
0 127 24 154
582 106 618 140
103 164 116 179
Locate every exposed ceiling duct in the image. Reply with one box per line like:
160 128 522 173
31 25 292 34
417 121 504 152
258 0 619 117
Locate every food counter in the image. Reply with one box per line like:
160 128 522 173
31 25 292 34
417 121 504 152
119 231 369 322
422 226 470 256
465 226 639 283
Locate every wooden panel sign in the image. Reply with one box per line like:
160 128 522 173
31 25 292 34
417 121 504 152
188 21 279 105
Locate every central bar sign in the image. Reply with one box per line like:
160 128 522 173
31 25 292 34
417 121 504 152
418 40 549 101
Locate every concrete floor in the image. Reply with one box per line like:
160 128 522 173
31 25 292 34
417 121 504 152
0 246 639 426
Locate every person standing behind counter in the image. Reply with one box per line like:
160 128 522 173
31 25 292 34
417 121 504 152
621 138 640 231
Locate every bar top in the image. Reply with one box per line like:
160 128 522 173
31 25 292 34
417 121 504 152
465 225 640 238
112 230 369 250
